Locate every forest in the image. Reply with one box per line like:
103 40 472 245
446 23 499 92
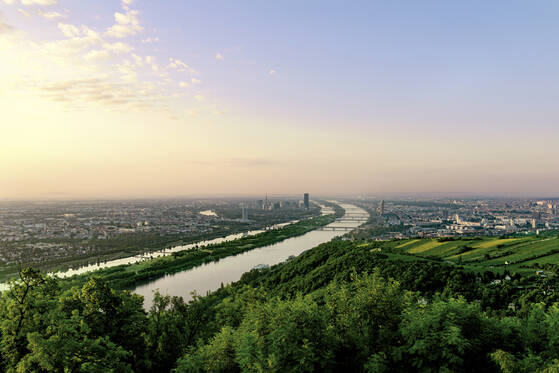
1 236 559 372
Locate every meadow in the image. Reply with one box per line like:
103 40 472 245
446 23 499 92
383 234 559 275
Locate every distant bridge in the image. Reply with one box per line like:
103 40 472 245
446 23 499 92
317 226 360 231
336 217 369 222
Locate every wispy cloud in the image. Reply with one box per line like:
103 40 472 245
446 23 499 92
35 78 160 109
83 49 110 60
216 53 223 60
0 0 219 120
227 158 275 167
167 57 198 74
17 8 31 16
57 22 80 37
186 158 276 168
20 0 58 5
141 36 159 43
121 0 133 11
0 19 12 33
105 9 142 38
37 9 67 19
102 41 133 54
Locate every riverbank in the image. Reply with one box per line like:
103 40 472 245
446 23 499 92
61 211 342 291
0 205 327 284
133 203 367 308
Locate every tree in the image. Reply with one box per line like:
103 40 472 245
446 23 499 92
0 268 58 371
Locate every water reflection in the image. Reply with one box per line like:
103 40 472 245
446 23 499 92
134 203 368 309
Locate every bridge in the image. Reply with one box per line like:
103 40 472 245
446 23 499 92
317 226 360 231
335 217 369 222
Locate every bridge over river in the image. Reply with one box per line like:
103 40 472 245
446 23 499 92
134 202 369 308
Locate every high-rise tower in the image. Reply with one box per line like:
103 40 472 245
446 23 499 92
241 206 248 222
304 193 310 209
377 200 385 215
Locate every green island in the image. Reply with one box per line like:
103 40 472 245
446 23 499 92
2 229 559 371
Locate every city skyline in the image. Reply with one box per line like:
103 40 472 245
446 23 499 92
2 1 559 199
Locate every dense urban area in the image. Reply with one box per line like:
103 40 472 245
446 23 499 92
0 196 317 275
2 197 559 268
353 198 559 241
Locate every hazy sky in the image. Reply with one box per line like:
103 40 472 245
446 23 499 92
1 0 559 199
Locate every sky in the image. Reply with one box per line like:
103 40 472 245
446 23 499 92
1 0 559 199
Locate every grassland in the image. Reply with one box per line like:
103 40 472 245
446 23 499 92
383 234 559 275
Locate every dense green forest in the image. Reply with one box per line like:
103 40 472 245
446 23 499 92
2 235 559 372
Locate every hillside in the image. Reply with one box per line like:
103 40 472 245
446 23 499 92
2 235 559 372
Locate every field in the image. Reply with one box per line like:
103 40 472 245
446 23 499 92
386 235 559 274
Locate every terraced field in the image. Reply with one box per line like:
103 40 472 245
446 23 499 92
386 235 559 273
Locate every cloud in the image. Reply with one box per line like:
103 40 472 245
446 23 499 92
167 57 197 74
57 22 80 37
1 0 213 118
37 9 67 19
121 0 133 10
2 0 17 4
102 41 133 54
185 158 275 167
105 9 142 38
46 24 102 59
141 37 159 43
116 60 138 82
144 56 159 71
36 78 156 108
145 55 155 64
227 158 274 167
17 8 31 16
83 49 110 61
21 0 57 5
0 19 12 33
269 69 276 75
216 53 223 60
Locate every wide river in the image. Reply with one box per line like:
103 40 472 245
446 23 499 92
134 203 368 309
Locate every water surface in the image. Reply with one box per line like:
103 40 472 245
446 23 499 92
134 203 368 308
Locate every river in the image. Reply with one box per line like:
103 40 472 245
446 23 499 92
0 207 326 291
133 203 368 309
52 212 321 278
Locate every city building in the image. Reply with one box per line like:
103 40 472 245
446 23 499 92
304 193 310 209
377 200 385 215
241 206 249 222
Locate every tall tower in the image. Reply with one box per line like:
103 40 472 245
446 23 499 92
241 206 248 222
377 200 384 215
304 193 310 209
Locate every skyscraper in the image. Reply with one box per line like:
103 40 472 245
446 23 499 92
377 200 385 215
304 193 310 209
241 206 248 222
